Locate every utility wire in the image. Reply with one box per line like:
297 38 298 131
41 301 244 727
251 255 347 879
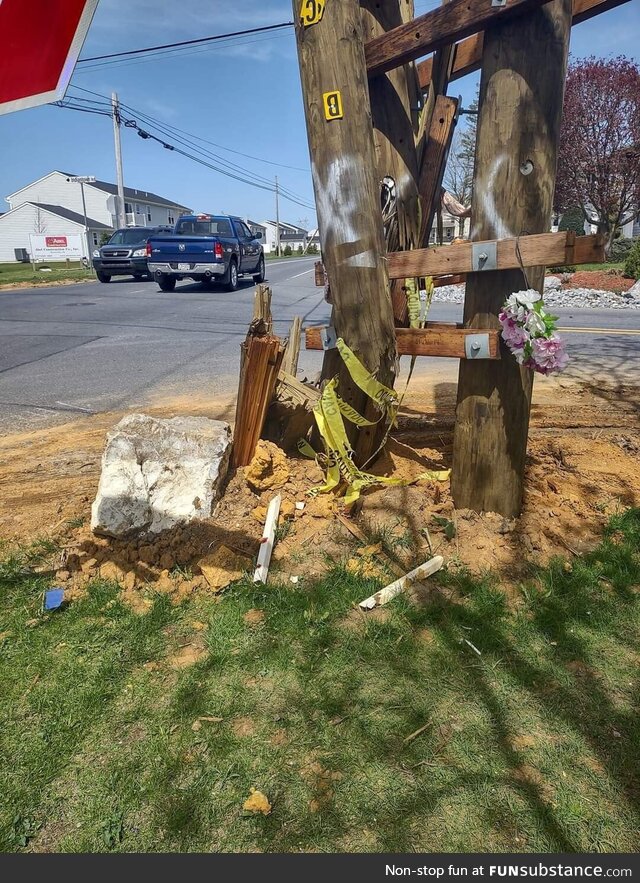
54 100 316 211
68 84 310 174
64 93 313 203
76 32 290 73
77 22 293 63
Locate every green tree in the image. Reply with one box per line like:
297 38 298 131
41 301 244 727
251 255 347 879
558 205 585 235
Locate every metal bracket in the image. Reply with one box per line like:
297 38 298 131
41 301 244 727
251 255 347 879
471 241 497 271
464 333 491 360
320 326 337 350
491 0 507 6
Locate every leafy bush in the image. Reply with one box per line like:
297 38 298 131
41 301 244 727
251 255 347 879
296 245 303 255
558 205 585 235
549 265 576 274
624 239 640 279
307 244 318 255
283 245 293 256
610 237 635 263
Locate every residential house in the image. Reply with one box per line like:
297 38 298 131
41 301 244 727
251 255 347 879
260 220 310 253
0 170 191 261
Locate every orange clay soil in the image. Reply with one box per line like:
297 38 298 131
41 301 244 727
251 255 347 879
1 377 638 605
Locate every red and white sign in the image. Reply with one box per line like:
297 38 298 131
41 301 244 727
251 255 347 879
29 234 84 261
0 0 100 116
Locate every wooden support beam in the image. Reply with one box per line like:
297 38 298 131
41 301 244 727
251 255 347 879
418 94 459 247
293 0 398 465
361 0 421 329
387 232 604 279
416 0 631 89
451 0 573 518
365 0 551 77
305 324 501 359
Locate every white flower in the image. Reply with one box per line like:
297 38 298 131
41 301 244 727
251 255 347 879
505 289 541 322
524 310 546 336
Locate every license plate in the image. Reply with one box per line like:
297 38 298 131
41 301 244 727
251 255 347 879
178 263 190 271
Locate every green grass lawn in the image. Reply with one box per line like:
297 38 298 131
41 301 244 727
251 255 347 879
0 261 95 287
0 510 638 853
574 262 626 273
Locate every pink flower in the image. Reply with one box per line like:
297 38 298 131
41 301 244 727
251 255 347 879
499 313 530 351
529 335 569 375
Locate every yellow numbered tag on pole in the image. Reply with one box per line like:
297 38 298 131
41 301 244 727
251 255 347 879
300 0 325 27
323 91 344 121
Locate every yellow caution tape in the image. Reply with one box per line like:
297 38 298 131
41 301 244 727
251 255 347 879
335 338 398 420
406 278 420 329
305 343 450 505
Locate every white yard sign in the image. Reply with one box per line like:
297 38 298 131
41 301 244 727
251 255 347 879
29 234 84 261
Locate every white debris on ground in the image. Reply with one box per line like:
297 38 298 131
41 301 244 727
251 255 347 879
91 414 232 538
433 281 640 310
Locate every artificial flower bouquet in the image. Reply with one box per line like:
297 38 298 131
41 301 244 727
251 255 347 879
499 289 569 375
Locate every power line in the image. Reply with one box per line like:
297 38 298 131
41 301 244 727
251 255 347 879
68 84 310 173
54 100 316 212
76 32 291 74
77 21 292 63
64 92 313 203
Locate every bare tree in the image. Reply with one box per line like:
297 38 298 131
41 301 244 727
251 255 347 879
443 95 478 236
33 206 47 234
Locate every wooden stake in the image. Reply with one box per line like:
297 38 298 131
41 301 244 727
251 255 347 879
292 0 398 465
451 0 573 517
253 494 281 584
282 316 302 377
359 555 444 609
233 323 284 468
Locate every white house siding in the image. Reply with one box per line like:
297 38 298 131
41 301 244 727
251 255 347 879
0 203 90 262
7 172 189 232
7 172 112 226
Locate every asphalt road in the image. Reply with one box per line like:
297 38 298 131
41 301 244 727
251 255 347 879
0 257 638 432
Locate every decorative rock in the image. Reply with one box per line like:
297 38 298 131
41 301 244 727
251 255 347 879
543 275 562 290
628 279 640 298
433 282 640 310
91 414 232 538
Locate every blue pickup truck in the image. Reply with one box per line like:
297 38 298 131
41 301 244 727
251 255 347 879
146 214 265 292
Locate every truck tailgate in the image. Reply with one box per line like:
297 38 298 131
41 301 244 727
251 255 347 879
149 236 217 261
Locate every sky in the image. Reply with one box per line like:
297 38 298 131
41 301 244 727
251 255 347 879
1 0 638 226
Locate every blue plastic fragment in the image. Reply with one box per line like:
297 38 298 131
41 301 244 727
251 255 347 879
44 589 65 611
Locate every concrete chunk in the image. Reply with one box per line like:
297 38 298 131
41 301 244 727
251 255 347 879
91 414 232 537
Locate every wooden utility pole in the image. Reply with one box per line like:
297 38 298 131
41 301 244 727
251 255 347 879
451 0 573 517
293 0 398 464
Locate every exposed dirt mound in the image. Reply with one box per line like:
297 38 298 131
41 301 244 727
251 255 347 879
2 379 639 608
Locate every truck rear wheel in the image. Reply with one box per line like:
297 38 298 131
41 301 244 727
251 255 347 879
157 275 176 293
224 259 239 292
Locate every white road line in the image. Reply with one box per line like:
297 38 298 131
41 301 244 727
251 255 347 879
287 268 315 280
55 402 96 413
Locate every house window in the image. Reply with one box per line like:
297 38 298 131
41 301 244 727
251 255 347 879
146 205 152 222
168 212 175 225
124 202 133 214
92 233 99 246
